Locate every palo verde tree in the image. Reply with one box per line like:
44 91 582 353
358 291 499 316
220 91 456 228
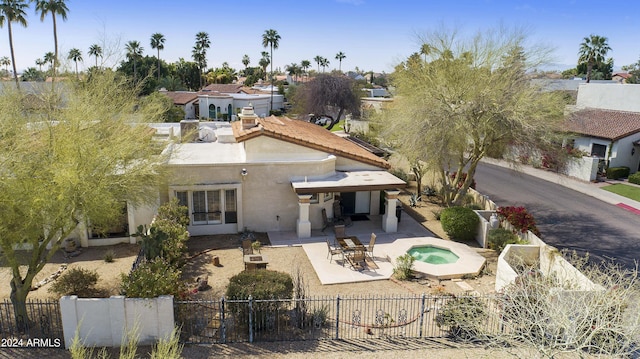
380 26 565 206
293 73 361 131
0 71 167 327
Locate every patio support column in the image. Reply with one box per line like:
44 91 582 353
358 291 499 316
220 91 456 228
296 194 312 238
382 190 400 233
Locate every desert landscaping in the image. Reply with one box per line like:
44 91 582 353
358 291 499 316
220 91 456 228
0 186 499 302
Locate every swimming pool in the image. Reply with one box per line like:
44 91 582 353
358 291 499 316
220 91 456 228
408 246 459 265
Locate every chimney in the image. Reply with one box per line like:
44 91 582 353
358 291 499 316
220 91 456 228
180 119 199 142
238 105 258 130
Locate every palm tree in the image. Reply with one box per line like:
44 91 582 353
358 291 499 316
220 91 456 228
193 31 210 89
335 51 346 72
0 55 10 76
259 51 270 80
320 57 330 73
0 0 29 88
125 40 143 83
420 43 432 62
300 59 310 80
35 57 45 71
242 54 250 69
578 34 611 83
34 0 68 83
67 47 81 78
262 29 280 113
150 32 165 80
88 44 102 68
43 51 54 73
314 55 322 72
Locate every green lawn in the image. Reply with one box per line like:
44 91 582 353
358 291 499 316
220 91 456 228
329 119 346 132
601 183 640 201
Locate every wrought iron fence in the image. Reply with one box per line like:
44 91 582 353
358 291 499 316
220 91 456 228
174 294 504 344
0 299 64 345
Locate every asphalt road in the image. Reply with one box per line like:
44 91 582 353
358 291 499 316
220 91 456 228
475 162 640 269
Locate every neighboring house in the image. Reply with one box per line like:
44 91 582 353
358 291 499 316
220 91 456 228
612 72 631 84
361 87 389 98
158 107 406 238
566 108 640 174
557 83 640 180
160 86 284 121
160 90 199 119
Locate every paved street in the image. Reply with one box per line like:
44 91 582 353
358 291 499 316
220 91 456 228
475 161 640 268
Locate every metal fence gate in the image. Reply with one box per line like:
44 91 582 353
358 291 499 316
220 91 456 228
174 294 504 344
0 299 64 347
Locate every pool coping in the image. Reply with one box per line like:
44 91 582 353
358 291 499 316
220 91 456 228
386 237 486 280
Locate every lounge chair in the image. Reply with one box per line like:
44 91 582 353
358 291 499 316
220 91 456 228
366 233 376 260
326 239 344 265
346 248 366 271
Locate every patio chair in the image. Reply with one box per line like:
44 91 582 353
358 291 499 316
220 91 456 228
334 224 346 239
366 233 376 260
333 200 352 227
241 239 253 255
326 239 344 265
321 208 337 232
346 248 366 271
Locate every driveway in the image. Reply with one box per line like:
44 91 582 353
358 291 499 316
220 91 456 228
475 161 640 269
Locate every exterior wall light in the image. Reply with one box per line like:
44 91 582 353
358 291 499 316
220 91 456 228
241 168 248 177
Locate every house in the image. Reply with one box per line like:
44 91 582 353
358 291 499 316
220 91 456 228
158 107 406 238
559 83 640 180
612 72 632 84
160 87 284 121
160 90 199 119
566 108 640 174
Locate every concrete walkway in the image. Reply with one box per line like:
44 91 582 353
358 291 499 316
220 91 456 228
482 158 640 214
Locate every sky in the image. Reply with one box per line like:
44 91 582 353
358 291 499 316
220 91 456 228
2 0 640 74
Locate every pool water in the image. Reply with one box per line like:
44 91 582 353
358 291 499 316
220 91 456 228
408 246 459 265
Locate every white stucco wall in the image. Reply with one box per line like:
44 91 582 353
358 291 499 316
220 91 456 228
573 135 640 173
60 295 174 348
563 156 599 181
576 83 640 112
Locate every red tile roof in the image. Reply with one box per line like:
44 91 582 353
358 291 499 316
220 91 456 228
566 108 640 140
232 116 390 169
202 84 245 93
161 91 198 105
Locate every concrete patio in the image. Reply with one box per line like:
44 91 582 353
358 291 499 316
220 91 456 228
267 214 440 285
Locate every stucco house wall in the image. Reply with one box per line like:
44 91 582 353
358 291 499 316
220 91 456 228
576 83 640 112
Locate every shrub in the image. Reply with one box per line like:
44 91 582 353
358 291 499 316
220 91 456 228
103 249 115 263
440 206 479 241
121 258 185 298
435 296 487 341
226 270 294 331
629 172 640 185
393 254 415 280
156 198 190 227
606 166 630 179
487 228 522 252
389 168 409 182
226 270 293 301
49 267 99 297
496 206 540 236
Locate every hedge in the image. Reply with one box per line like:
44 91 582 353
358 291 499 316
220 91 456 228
440 206 479 241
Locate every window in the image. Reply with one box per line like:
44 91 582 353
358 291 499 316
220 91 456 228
591 144 607 158
181 188 238 226
310 193 319 204
324 192 334 202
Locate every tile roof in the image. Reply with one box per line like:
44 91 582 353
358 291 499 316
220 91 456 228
161 91 198 105
202 84 244 93
232 116 390 169
566 108 640 140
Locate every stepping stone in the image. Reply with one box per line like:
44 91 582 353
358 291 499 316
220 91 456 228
455 280 475 292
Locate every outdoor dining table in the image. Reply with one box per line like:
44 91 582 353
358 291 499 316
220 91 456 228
337 236 365 252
